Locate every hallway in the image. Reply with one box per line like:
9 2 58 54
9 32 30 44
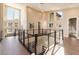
0 36 30 55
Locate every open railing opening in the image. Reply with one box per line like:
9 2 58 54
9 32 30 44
18 29 63 55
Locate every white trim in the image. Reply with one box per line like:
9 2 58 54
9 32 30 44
68 16 78 38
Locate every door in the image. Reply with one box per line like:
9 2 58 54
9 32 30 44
69 18 77 37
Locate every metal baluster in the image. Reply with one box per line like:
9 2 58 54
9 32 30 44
35 34 37 55
42 29 43 35
51 30 57 55
48 34 49 50
33 28 34 35
23 30 25 46
27 30 29 50
62 30 63 40
54 30 56 45
59 30 60 43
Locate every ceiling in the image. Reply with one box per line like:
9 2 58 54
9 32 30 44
23 3 79 11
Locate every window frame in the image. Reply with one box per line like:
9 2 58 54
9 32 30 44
6 5 21 34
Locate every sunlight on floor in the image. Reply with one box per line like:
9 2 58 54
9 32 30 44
55 47 64 55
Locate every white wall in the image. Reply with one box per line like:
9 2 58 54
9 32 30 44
4 3 79 38
4 3 27 30
63 7 79 38
27 7 48 29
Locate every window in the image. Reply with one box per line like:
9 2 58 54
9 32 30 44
7 6 20 33
14 9 20 20
7 7 14 33
14 9 20 29
7 7 14 20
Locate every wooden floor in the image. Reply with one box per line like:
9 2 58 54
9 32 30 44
1 36 79 55
0 36 30 55
64 37 79 55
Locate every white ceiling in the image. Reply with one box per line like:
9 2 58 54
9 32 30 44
23 3 79 11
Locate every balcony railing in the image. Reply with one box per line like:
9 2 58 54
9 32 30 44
18 29 63 55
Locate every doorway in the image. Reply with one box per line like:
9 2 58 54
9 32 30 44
6 6 21 37
69 18 77 37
